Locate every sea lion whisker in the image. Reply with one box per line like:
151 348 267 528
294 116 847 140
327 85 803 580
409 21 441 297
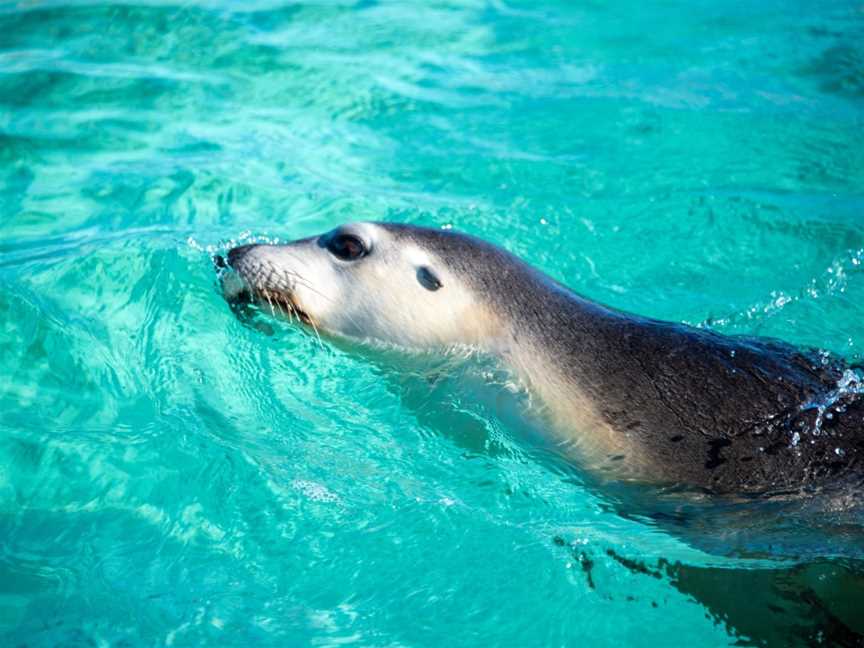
273 255 366 332
288 274 365 332
263 290 275 317
282 293 300 322
306 312 324 349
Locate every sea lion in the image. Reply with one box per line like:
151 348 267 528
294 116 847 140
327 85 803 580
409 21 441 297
219 222 864 495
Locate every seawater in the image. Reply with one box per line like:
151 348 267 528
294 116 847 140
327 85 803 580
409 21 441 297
1 1 863 645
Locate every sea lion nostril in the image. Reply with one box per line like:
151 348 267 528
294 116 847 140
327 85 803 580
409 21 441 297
227 244 256 267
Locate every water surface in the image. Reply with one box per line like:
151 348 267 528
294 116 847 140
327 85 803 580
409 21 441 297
2 0 864 645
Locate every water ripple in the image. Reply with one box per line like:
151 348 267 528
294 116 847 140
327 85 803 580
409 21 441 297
2 0 863 645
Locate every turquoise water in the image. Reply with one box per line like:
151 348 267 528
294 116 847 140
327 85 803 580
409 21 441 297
2 0 864 645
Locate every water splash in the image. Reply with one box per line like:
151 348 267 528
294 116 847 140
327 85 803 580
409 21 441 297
797 368 864 445
187 231 286 257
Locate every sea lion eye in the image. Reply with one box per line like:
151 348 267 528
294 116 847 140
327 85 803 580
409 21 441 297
417 266 442 291
327 234 367 261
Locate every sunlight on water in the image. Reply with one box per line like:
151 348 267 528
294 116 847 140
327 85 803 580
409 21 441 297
1 0 863 645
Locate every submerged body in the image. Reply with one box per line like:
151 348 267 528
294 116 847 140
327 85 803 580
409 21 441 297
222 222 864 495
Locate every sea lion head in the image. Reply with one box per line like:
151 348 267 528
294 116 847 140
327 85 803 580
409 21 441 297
221 222 513 350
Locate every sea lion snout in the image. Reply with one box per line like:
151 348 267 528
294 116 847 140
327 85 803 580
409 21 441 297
227 244 257 268
219 245 262 305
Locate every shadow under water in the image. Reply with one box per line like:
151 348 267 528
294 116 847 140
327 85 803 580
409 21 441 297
563 459 864 646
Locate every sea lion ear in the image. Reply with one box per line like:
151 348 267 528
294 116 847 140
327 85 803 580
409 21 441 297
416 266 443 291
